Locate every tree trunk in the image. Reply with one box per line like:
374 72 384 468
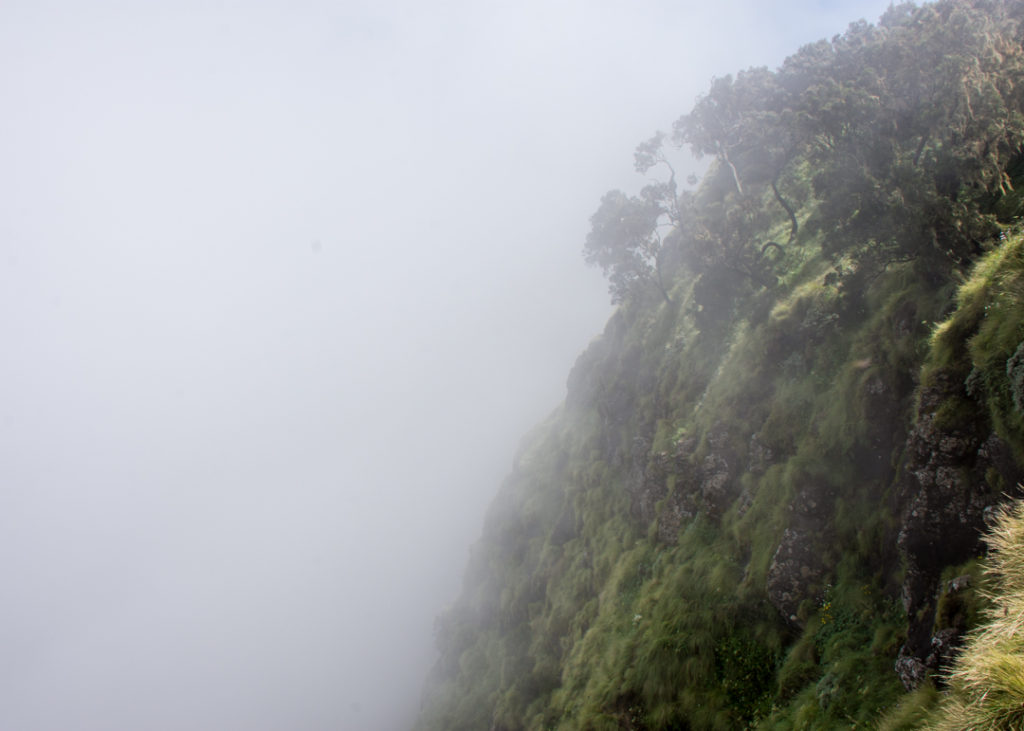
654 248 673 305
771 173 799 245
714 139 744 197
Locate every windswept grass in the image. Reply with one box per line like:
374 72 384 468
923 500 1024 730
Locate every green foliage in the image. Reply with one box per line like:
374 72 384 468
715 631 777 721
755 562 908 727
917 502 1024 729
417 3 1024 730
584 187 676 305
877 686 941 731
924 233 1024 453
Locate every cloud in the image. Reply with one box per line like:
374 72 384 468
0 1 894 728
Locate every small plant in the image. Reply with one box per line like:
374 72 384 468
820 585 835 626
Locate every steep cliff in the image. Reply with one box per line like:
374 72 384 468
417 2 1024 728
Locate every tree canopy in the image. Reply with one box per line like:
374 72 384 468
585 0 1024 308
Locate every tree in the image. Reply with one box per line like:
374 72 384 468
795 0 1022 270
584 188 674 305
673 68 785 199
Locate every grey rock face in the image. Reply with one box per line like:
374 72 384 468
766 528 827 625
894 652 928 692
747 432 774 475
895 375 1022 679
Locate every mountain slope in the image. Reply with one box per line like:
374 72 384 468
417 2 1024 727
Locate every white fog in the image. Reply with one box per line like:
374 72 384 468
1 1 894 728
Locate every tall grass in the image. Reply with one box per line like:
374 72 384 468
926 500 1024 730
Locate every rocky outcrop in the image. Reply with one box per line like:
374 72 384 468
747 432 775 476
629 436 699 544
894 374 1023 688
626 423 742 545
766 528 828 625
699 427 737 516
763 474 838 625
895 573 976 690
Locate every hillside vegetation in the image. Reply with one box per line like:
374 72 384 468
922 501 1024 730
417 1 1024 728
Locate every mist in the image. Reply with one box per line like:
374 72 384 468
2 1 893 729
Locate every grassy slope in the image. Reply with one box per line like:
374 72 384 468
416 4 1024 724
927 500 1024 730
880 235 1024 730
882 500 1024 730
418 210 1024 729
419 194 1014 730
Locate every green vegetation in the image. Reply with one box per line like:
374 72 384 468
879 501 1024 729
417 1 1024 728
930 502 1024 729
